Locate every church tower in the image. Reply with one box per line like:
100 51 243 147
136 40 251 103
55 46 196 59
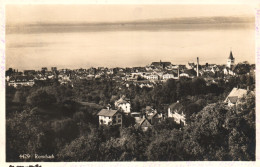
227 51 235 68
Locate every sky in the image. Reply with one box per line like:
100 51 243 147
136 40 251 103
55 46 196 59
6 5 254 24
6 5 255 70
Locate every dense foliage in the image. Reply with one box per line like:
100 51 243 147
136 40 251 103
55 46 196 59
6 74 255 161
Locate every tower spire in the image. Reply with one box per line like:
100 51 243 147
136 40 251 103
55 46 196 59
227 50 235 68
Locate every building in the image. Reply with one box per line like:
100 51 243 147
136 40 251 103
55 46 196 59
41 67 48 71
151 61 172 69
186 62 195 70
162 73 175 80
227 51 235 68
224 87 252 107
223 67 236 76
131 112 142 123
146 111 163 125
58 74 71 84
8 76 35 88
145 73 159 80
115 96 131 114
168 101 186 125
24 70 36 76
136 117 152 131
6 68 15 76
51 67 57 72
97 109 122 126
180 69 196 78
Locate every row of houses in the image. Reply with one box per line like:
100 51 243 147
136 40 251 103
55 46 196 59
97 86 254 130
97 102 185 131
6 53 254 88
97 95 186 131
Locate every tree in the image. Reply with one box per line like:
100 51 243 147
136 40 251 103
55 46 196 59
184 103 202 123
146 129 184 161
224 94 255 160
191 77 206 95
27 89 56 108
182 103 229 160
122 114 136 127
6 109 47 161
51 118 79 143
131 96 141 113
99 138 125 161
233 63 250 75
57 134 101 161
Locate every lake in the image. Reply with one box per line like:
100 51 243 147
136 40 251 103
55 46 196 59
6 23 255 70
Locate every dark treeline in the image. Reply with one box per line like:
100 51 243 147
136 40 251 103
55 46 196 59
6 74 255 161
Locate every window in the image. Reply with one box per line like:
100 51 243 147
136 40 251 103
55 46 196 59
117 115 121 118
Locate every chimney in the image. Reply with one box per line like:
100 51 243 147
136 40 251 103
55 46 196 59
197 57 199 77
178 67 180 79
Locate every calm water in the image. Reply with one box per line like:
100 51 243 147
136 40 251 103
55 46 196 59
6 25 255 70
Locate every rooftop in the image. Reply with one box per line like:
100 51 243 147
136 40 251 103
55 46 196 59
168 102 184 114
97 109 118 117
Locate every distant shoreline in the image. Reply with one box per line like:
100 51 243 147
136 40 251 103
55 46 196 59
6 16 254 34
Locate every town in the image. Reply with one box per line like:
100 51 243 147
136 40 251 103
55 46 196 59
6 51 256 161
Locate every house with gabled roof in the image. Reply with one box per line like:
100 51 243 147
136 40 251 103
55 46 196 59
8 76 35 88
146 111 163 125
97 108 122 126
186 62 195 70
135 117 152 131
224 87 253 107
115 96 131 114
168 101 186 126
223 67 236 76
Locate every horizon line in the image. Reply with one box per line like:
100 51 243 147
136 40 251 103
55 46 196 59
6 15 254 27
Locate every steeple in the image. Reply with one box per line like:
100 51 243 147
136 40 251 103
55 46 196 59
227 50 235 68
229 51 234 60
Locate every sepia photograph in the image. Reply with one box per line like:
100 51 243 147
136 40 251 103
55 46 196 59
4 3 257 164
